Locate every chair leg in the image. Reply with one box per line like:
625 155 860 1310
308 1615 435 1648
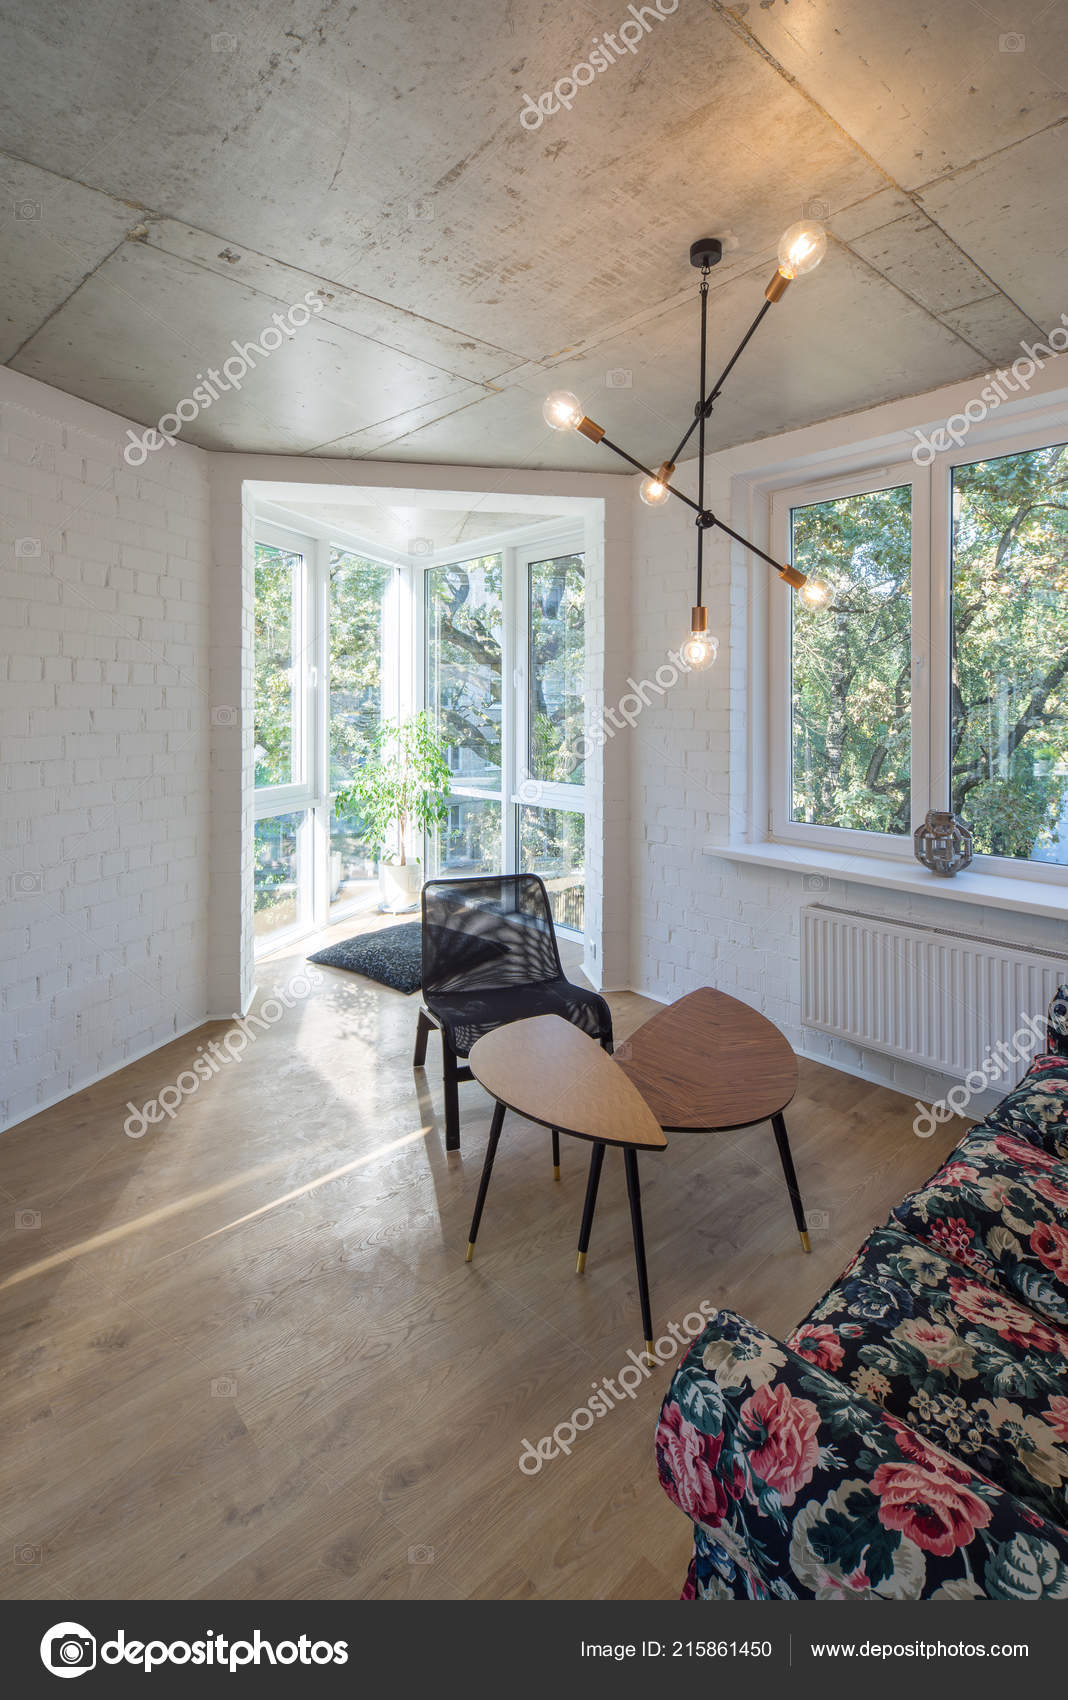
413 1008 433 1067
623 1148 655 1361
551 1127 560 1181
575 1141 605 1273
441 1033 462 1152
465 1101 506 1261
771 1111 810 1252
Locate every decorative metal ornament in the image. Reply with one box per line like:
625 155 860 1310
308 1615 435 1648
913 810 974 877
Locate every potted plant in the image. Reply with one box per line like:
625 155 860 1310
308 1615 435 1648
333 713 451 913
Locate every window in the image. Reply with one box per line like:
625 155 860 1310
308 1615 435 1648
253 523 398 951
951 445 1068 866
423 535 587 933
789 483 913 835
770 429 1068 879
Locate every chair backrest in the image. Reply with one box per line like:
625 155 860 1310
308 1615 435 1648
421 874 563 997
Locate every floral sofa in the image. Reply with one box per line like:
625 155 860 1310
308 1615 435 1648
655 987 1068 1600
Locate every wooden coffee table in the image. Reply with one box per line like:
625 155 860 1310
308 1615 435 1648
613 986 809 1249
466 1015 667 1356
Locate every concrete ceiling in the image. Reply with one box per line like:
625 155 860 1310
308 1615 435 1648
1 0 1066 470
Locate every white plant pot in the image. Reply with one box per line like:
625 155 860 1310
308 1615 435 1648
379 858 422 915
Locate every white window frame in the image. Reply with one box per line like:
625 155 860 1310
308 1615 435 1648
253 518 403 954
766 420 1068 887
418 523 588 934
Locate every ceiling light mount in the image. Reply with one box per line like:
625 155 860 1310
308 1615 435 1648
544 220 831 659
689 236 723 271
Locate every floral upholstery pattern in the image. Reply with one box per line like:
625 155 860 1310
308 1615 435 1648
656 1311 1068 1600
787 1226 1068 1529
659 989 1068 1601
893 1123 1068 1329
987 1054 1068 1161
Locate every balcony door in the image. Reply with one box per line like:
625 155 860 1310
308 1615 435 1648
253 522 399 953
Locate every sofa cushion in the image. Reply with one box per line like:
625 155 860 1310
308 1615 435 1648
657 1309 1068 1600
985 1055 1068 1160
787 1226 1068 1530
893 1122 1068 1329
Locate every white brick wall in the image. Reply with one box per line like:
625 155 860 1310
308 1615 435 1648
629 378 1068 1113
0 368 211 1132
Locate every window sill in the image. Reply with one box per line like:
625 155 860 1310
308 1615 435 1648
704 841 1068 921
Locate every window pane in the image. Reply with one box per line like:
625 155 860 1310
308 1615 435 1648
528 552 585 785
431 798 502 876
790 485 912 834
329 803 378 921
952 442 1068 864
520 806 584 933
254 543 299 788
329 549 394 791
254 812 303 940
425 556 502 789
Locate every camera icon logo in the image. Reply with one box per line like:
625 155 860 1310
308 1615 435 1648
40 1622 96 1678
211 31 237 51
16 538 42 557
802 198 829 221
15 1209 42 1231
14 200 41 220
210 705 237 727
604 368 632 389
407 537 434 557
801 872 828 894
408 1544 434 1564
999 32 1025 51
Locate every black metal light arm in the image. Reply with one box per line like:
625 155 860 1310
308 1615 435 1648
666 294 773 471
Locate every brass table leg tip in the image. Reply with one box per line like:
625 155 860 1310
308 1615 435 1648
465 1242 475 1263
799 1230 811 1253
575 1251 587 1274
553 1165 561 1181
644 1341 656 1363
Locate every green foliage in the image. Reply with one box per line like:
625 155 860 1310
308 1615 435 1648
528 554 586 784
254 544 297 787
333 712 451 866
950 445 1068 858
791 443 1068 862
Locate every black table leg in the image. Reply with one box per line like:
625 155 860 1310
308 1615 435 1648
551 1127 560 1181
623 1147 654 1360
465 1100 506 1261
771 1110 810 1252
575 1141 605 1274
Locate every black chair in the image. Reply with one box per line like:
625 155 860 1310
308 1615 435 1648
413 873 613 1153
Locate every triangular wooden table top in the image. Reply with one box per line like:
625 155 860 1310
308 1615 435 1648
468 1015 667 1151
614 986 798 1132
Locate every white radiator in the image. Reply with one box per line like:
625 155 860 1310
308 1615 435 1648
801 905 1068 1076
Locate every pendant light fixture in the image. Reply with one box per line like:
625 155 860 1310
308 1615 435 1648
544 221 831 663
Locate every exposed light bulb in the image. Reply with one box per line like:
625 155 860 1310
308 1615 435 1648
682 629 718 669
682 607 717 668
639 475 670 507
542 389 583 431
798 575 834 611
776 220 828 280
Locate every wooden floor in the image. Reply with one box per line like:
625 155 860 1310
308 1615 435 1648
0 916 968 1601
